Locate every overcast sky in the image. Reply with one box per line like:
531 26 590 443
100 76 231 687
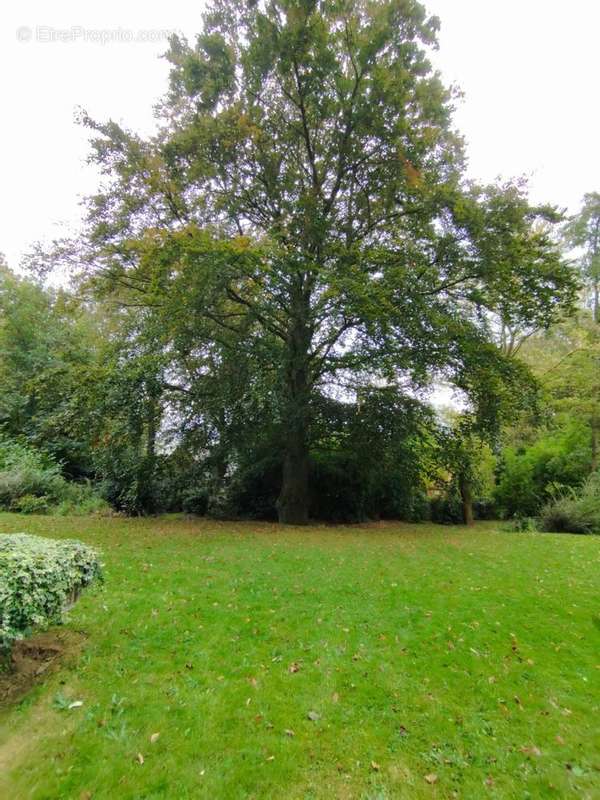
2 0 599 269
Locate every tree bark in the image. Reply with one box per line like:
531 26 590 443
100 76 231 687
277 291 312 525
459 474 474 526
278 413 310 524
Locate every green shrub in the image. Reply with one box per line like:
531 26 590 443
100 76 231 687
54 482 112 516
503 514 538 532
11 494 51 515
0 465 67 509
430 489 464 524
0 437 69 510
539 473 600 534
0 533 102 655
0 437 108 516
181 487 210 516
494 422 592 516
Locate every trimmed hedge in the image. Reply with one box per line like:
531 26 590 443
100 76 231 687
0 534 102 655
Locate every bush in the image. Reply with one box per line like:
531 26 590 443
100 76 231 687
494 422 592 517
12 494 51 515
54 482 112 516
226 455 281 520
503 514 538 533
181 487 209 516
430 491 463 524
0 464 67 510
473 498 497 520
0 533 102 655
538 473 600 534
0 437 108 516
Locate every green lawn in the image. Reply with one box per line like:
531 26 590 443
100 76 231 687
0 515 599 799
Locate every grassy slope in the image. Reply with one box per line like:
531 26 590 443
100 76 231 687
0 514 599 800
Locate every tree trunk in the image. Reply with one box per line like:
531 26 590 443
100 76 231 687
459 474 474 526
277 293 312 525
278 415 310 524
592 419 599 473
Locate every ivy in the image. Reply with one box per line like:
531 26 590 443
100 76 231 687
0 534 102 655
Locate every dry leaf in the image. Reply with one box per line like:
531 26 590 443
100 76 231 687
137 753 144 765
556 735 565 745
150 733 160 744
288 662 300 674
69 701 84 710
371 761 381 771
284 729 295 737
307 710 320 721
424 773 438 784
331 692 339 703
519 745 541 757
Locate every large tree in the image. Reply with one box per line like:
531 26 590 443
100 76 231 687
565 192 600 323
66 0 575 523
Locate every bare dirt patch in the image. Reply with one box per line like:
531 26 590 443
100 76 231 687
0 629 85 706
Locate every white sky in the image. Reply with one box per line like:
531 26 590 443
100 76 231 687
1 0 599 269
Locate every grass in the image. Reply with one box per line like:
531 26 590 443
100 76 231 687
0 514 599 799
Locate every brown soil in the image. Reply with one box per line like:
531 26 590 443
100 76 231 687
0 629 86 706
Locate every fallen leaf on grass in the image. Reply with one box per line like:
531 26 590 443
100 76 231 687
136 753 144 765
288 662 300 673
424 773 438 784
519 745 541 757
150 733 160 744
284 729 295 737
331 692 339 703
68 701 84 710
556 735 565 745
307 710 320 721
371 761 380 771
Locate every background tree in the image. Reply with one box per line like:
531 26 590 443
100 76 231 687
0 263 99 478
494 311 599 517
565 192 600 323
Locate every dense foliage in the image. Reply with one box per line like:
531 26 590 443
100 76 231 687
42 0 575 524
0 437 108 516
1 2 595 527
539 473 600 534
0 533 102 654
